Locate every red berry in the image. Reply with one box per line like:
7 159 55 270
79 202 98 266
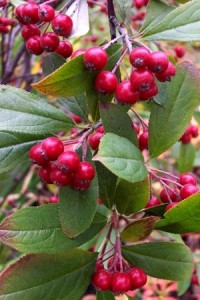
148 51 169 73
40 32 59 52
129 268 147 289
180 184 199 200
49 196 59 203
57 151 80 173
145 195 161 208
191 274 199 285
88 132 103 150
138 131 148 151
133 123 140 134
29 143 49 166
0 25 9 33
179 173 197 186
26 36 44 56
50 167 71 186
38 164 54 184
96 125 104 134
111 272 132 293
83 46 108 71
21 24 40 40
188 125 199 138
41 137 64 161
165 202 178 211
52 14 73 37
56 40 73 58
70 178 91 191
115 80 139 104
95 71 118 94
38 4 55 22
179 132 191 144
129 47 151 69
15 4 27 24
175 45 185 58
92 270 112 291
130 69 154 92
71 48 87 59
21 3 40 24
155 62 176 82
0 0 7 7
160 188 179 203
68 113 82 123
134 0 145 9
140 83 158 101
74 161 95 181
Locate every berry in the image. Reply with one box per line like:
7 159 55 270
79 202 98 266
155 62 176 82
92 270 112 291
0 25 9 33
56 40 73 58
29 143 49 166
21 3 40 24
96 125 104 134
179 173 197 186
111 272 132 293
179 132 191 144
0 0 7 7
38 164 54 184
130 69 154 92
88 132 103 150
187 125 199 138
26 36 44 56
38 4 55 22
83 46 108 71
180 184 199 200
49 196 59 203
129 268 147 289
160 188 179 203
71 48 87 59
129 47 151 69
165 202 178 211
138 131 148 151
140 83 158 101
70 178 91 191
191 274 199 285
133 123 140 134
50 167 71 186
148 51 169 73
175 45 185 58
57 151 80 173
115 80 139 104
41 137 64 161
74 161 95 181
21 24 40 40
134 0 145 9
94 71 118 94
40 32 59 52
52 14 73 37
145 195 161 208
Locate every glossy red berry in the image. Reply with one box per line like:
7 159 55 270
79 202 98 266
129 268 147 289
188 125 199 138
179 132 191 144
111 272 132 293
160 188 179 203
21 3 40 24
38 164 54 184
115 80 139 104
0 25 9 33
40 32 59 52
49 196 59 203
74 161 95 181
140 83 158 101
50 167 71 186
57 151 80 173
191 274 199 285
38 4 55 22
175 45 185 58
95 71 118 94
92 270 112 291
26 36 44 56
84 46 108 71
134 0 145 9
88 132 103 150
71 48 87 59
41 137 64 161
165 202 178 211
148 51 169 73
96 125 104 134
29 143 49 166
52 14 73 37
145 195 161 208
129 47 151 69
56 40 73 58
155 62 176 82
179 173 197 186
70 178 91 191
130 69 154 92
21 24 40 40
0 0 7 7
180 184 199 200
138 131 148 151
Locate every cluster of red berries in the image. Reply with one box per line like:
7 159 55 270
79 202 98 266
87 0 108 14
179 124 199 144
15 3 73 58
92 258 147 294
29 137 95 191
133 0 149 10
0 16 16 34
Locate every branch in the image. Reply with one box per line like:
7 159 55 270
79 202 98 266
107 0 117 39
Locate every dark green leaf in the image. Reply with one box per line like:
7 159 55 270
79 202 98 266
42 53 66 76
0 204 106 254
113 0 133 22
143 203 167 217
155 193 200 233
97 291 115 300
121 216 159 242
122 242 194 280
177 143 195 173
115 177 150 215
59 93 89 120
0 249 97 300
94 133 147 183
149 62 200 158
178 278 191 296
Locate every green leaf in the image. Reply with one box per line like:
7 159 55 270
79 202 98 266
142 0 200 41
95 162 118 209
59 93 89 120
93 133 147 183
121 216 159 242
122 242 194 280
178 278 191 296
155 193 200 233
100 102 138 146
42 53 66 76
143 203 167 217
177 143 195 173
149 62 200 158
114 177 150 215
58 176 98 238
0 249 97 300
97 291 115 300
113 0 133 22
0 204 106 254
